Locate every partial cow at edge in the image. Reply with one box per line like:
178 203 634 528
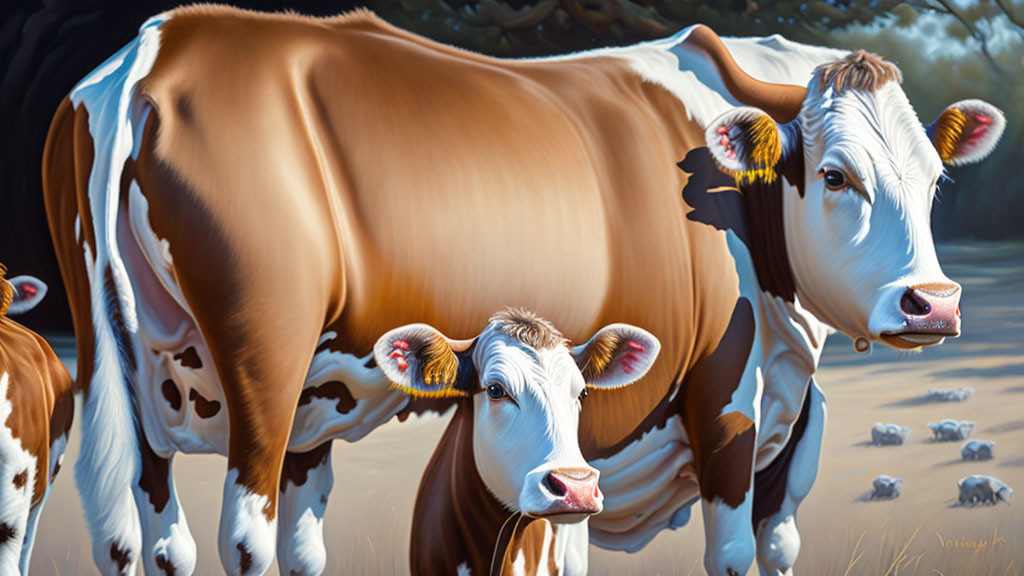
0 265 73 575
871 422 911 446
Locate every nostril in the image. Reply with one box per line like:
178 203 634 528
543 472 567 498
900 289 931 316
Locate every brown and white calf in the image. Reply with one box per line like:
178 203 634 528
378 310 658 576
42 7 1004 576
0 266 73 574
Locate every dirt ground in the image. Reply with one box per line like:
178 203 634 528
31 242 1024 575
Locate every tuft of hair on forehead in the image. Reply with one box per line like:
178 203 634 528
815 50 902 94
490 308 567 350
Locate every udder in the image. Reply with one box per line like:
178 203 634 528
122 182 228 456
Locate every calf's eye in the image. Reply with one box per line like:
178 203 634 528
486 383 506 400
823 169 847 190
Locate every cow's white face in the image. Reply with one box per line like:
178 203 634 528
707 54 1004 349
374 310 660 521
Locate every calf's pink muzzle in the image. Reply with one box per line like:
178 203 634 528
532 467 603 519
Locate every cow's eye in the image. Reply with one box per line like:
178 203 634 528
486 383 507 400
823 169 847 191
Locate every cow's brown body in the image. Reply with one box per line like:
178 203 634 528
126 6 736 453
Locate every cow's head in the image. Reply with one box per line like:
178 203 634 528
705 48 1004 349
0 265 48 316
374 308 660 521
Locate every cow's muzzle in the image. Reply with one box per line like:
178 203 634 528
882 282 961 348
521 467 602 522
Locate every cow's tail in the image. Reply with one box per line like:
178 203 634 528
44 13 169 573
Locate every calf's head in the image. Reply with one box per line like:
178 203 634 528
374 308 659 521
706 49 1004 349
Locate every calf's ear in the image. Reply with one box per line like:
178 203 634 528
6 276 48 315
928 100 1005 166
572 324 660 390
373 324 475 398
705 107 800 185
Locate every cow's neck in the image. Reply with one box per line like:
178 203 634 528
496 515 587 576
410 401 584 576
737 161 830 468
410 401 506 575
739 166 798 303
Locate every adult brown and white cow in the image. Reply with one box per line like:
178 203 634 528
42 6 1004 576
0 265 74 575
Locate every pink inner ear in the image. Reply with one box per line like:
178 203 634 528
968 123 990 145
21 284 37 297
974 114 992 125
620 339 646 373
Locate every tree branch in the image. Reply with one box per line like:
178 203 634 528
992 0 1024 39
925 0 1009 80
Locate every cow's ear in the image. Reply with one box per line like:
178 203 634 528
572 324 660 390
6 276 48 315
928 100 1005 166
373 324 475 398
705 107 800 185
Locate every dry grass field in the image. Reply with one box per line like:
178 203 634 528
31 242 1023 575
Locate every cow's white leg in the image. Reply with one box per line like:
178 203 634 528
755 381 826 576
277 442 334 576
702 491 757 576
133 440 197 576
219 468 277 576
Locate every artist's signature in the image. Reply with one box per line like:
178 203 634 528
935 528 1006 555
